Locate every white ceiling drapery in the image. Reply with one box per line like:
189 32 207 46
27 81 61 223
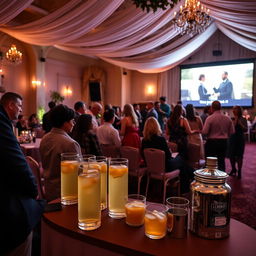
0 0 255 73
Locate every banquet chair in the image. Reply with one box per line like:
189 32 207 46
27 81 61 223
187 143 205 169
120 146 147 194
100 144 120 158
26 156 45 199
143 148 180 203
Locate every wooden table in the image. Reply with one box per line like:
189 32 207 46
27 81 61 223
42 203 256 256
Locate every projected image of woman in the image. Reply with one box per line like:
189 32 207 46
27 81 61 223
198 74 211 100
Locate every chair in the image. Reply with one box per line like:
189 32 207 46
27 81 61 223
143 148 180 203
26 156 45 199
100 144 120 158
120 146 147 194
187 143 205 169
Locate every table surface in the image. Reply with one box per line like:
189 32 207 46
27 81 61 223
20 138 41 149
43 202 256 256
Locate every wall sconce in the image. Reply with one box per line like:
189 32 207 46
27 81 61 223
63 86 72 96
146 85 155 95
32 80 42 88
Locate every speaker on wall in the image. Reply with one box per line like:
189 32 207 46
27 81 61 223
89 81 101 101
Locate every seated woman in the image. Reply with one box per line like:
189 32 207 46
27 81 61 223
120 104 141 149
72 114 102 156
28 113 41 130
16 114 29 135
141 117 194 193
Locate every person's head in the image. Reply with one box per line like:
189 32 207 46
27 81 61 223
74 101 86 114
91 102 102 116
133 103 140 111
159 96 166 104
28 113 38 123
0 92 23 120
147 102 154 110
203 105 211 114
168 104 183 127
103 109 115 123
154 101 160 110
185 104 196 121
76 114 93 135
50 104 75 132
177 100 182 105
113 106 121 116
222 71 228 80
199 74 205 82
211 101 221 112
143 117 162 140
123 103 138 126
233 105 243 118
104 104 112 111
48 101 56 110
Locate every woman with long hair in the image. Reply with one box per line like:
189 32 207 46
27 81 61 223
120 104 141 148
228 105 247 178
185 104 204 159
72 114 102 156
167 104 197 159
142 117 194 193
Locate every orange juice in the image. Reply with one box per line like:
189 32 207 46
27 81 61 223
61 160 79 205
109 164 128 218
145 210 167 239
125 201 146 226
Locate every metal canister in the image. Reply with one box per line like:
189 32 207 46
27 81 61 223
190 157 231 239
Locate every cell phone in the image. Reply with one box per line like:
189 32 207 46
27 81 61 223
44 202 62 213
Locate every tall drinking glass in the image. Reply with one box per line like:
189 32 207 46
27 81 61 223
108 158 128 219
166 197 189 238
144 203 168 239
60 153 80 205
78 167 101 230
88 156 108 210
80 154 96 172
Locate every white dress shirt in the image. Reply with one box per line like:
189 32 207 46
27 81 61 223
96 122 121 147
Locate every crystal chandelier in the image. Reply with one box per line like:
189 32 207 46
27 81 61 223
5 44 22 65
173 0 211 36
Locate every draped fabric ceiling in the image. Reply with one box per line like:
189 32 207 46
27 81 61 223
0 0 255 73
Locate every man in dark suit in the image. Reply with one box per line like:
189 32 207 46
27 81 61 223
42 101 56 133
198 74 211 100
213 71 233 100
0 92 44 255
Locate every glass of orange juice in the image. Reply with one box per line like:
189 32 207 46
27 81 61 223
78 167 101 230
125 194 146 227
80 154 95 172
109 158 128 219
88 156 108 210
144 203 168 239
60 153 80 205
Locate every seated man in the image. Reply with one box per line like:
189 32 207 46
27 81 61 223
96 109 121 147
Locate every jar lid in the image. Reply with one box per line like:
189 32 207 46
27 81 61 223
194 157 229 182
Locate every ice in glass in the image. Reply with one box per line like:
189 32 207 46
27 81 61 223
89 156 108 210
61 153 80 205
78 169 101 230
108 158 128 219
144 204 168 239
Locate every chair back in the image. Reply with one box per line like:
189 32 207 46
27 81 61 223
187 143 201 167
26 156 45 199
120 146 140 172
100 144 120 158
144 148 165 176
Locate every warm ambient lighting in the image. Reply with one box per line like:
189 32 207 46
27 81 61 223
32 80 42 87
173 0 211 37
146 85 155 95
5 44 23 65
63 86 72 96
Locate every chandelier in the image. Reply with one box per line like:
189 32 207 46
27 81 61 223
5 44 22 65
173 0 211 36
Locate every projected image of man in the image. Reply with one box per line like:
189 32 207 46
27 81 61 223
213 71 233 100
198 74 210 100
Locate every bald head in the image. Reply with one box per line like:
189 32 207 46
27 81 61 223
211 101 221 111
91 102 102 116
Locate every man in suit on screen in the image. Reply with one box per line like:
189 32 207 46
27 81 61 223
213 71 233 100
198 74 211 100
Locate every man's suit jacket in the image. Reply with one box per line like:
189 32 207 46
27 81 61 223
0 105 44 253
198 84 210 100
214 79 233 100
